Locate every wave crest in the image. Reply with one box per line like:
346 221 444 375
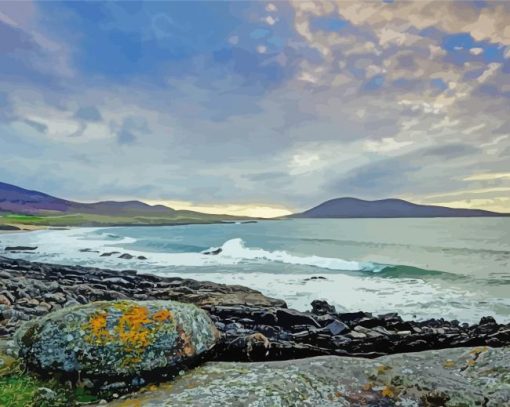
216 238 387 272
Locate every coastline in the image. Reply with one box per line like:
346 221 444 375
0 224 46 234
1 255 509 355
0 255 509 405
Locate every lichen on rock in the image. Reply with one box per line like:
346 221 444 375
104 346 510 407
15 300 220 378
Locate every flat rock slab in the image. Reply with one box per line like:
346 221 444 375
105 346 510 406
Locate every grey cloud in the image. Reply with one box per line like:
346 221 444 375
116 116 149 145
243 171 288 182
423 144 479 158
117 129 136 145
23 119 47 133
74 106 103 122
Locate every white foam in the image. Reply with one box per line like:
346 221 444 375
2 228 510 323
217 238 380 271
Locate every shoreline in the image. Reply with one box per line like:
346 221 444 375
1 255 509 405
1 255 509 360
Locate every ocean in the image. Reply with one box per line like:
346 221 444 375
1 218 509 323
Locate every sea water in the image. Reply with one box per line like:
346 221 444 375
1 218 509 323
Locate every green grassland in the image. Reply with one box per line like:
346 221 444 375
0 212 239 228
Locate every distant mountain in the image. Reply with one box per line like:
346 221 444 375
0 182 234 223
0 181 178 216
292 197 507 218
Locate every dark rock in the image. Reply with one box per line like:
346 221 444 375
0 225 20 231
100 252 120 257
119 253 134 259
202 248 222 255
358 317 381 328
480 316 497 325
324 320 349 336
4 246 37 251
304 276 327 281
338 311 372 323
276 309 320 329
310 299 336 315
137 256 147 260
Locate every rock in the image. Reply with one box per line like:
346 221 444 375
202 248 222 255
43 292 67 304
119 253 134 260
4 246 37 251
323 320 349 336
100 252 120 257
310 300 336 315
276 309 320 329
33 387 58 405
16 300 220 378
338 311 371 323
103 346 510 407
0 225 20 231
0 294 12 306
480 316 497 325
137 256 147 260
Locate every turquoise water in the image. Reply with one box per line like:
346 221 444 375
2 218 510 323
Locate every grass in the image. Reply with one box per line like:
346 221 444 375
0 212 235 227
0 375 45 407
0 374 102 406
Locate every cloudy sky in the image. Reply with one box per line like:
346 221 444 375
1 1 510 216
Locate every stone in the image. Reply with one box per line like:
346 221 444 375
324 320 349 336
4 246 37 251
338 311 371 323
276 309 320 329
310 300 336 315
100 252 120 257
16 300 220 378
103 347 510 407
202 248 222 255
119 253 134 260
0 294 12 306
480 316 497 325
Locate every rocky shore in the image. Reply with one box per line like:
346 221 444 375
1 256 510 360
0 255 510 405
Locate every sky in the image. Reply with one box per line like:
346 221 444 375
0 0 510 217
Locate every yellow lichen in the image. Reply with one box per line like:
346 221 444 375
116 306 152 350
443 359 456 368
83 302 180 367
376 364 391 374
381 386 395 398
87 312 111 343
469 346 488 356
466 359 476 367
153 309 173 322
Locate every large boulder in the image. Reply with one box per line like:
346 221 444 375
16 300 220 377
104 346 510 406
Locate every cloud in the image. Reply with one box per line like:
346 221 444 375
74 106 103 122
0 1 509 213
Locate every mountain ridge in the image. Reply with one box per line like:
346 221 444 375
291 197 508 218
0 181 239 225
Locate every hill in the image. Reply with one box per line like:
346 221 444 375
292 197 507 218
0 182 239 226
